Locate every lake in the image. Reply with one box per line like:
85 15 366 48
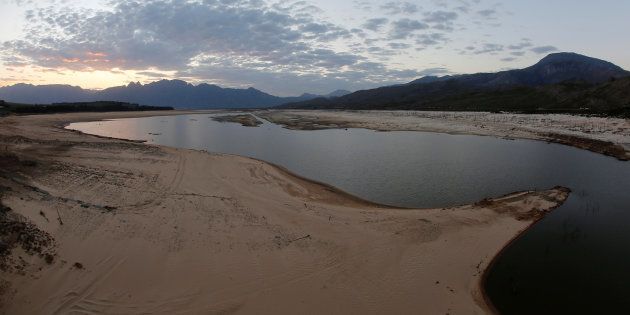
68 113 630 314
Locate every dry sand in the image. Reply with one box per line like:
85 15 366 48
257 110 630 160
0 111 570 314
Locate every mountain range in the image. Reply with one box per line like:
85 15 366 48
0 81 350 109
282 52 630 114
1 52 628 114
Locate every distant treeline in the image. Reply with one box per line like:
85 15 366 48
0 100 173 116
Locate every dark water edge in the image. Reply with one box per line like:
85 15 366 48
67 114 630 314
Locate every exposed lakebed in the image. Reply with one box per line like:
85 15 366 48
68 113 630 314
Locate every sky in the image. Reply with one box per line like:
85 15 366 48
0 0 629 96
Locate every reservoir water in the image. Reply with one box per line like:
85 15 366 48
68 113 630 314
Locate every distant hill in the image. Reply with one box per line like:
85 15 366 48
0 84 94 104
281 52 630 114
97 80 285 109
407 52 628 88
0 80 348 109
389 77 630 116
326 90 352 98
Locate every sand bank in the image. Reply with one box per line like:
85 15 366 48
257 110 630 161
0 111 569 314
212 114 263 127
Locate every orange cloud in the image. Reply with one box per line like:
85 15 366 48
86 52 107 57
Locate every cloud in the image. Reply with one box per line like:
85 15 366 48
388 42 411 50
380 1 420 15
178 58 426 96
0 0 563 95
4 0 357 73
363 18 389 31
531 45 558 54
7 1 327 71
1 0 433 94
416 33 448 48
136 71 170 78
353 0 372 11
416 67 450 76
452 0 481 14
423 10 459 31
389 18 430 39
500 57 516 62
508 40 533 50
477 9 497 18
424 10 458 23
463 43 504 55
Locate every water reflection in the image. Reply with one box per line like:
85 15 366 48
68 113 630 313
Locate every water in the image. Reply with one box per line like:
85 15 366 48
68 114 630 314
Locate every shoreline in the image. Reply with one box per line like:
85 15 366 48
1 111 570 314
479 186 572 314
62 118 406 210
256 110 630 161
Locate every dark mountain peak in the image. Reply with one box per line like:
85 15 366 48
2 83 85 91
532 52 626 73
147 79 190 88
410 76 439 84
244 87 270 95
0 79 287 108
522 52 628 85
536 52 612 66
299 93 319 98
409 75 453 85
11 83 34 87
196 83 221 89
282 52 630 112
326 90 351 98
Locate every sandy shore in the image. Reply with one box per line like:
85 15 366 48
0 111 569 314
257 110 630 161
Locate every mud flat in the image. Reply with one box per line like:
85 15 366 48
0 111 569 314
257 110 630 161
212 114 263 127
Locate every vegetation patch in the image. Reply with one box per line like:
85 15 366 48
0 100 172 115
0 153 55 272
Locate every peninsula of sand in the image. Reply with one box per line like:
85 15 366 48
0 111 572 314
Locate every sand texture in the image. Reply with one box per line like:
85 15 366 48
257 110 630 161
0 111 570 314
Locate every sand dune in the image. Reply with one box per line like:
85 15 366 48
0 111 569 314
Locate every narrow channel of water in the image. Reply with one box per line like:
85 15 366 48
68 114 630 313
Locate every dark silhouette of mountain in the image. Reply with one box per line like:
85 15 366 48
281 93 323 104
281 52 630 113
97 80 285 109
0 84 94 104
398 77 630 116
478 52 628 87
326 90 352 98
0 80 349 109
407 53 628 88
277 90 351 104
408 76 453 85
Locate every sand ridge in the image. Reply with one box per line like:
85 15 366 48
257 110 630 161
0 111 569 314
